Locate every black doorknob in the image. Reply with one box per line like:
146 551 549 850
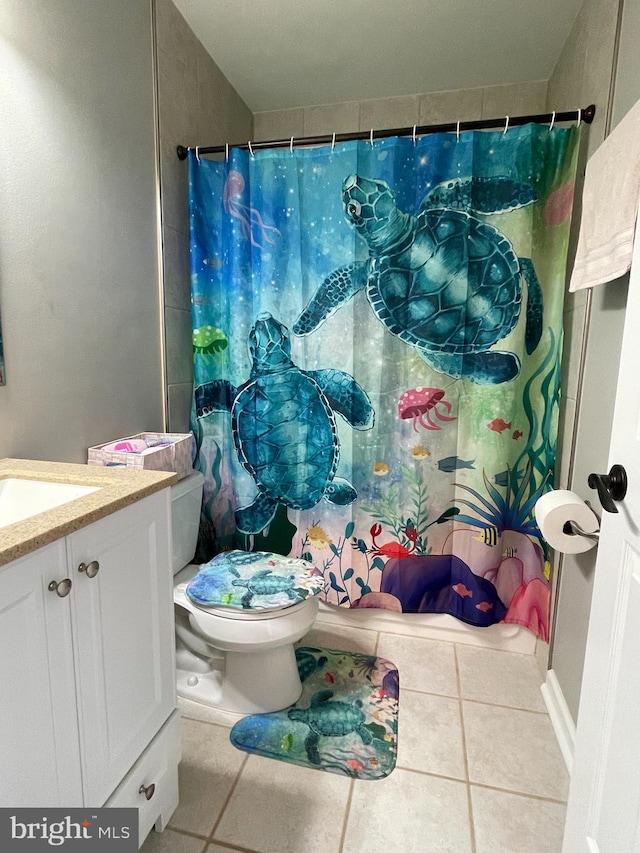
587 464 628 513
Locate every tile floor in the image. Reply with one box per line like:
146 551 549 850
142 620 568 853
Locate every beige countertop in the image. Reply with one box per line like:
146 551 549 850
0 458 178 567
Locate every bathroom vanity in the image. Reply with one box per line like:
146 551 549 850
0 459 180 843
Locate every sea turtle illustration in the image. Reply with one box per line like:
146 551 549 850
229 566 298 608
195 312 375 534
295 647 329 682
293 175 543 385
288 689 373 765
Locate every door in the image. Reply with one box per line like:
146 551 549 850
562 209 640 851
68 490 175 805
0 541 82 807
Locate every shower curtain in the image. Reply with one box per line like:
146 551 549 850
188 124 580 641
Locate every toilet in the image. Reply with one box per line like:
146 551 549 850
170 471 322 714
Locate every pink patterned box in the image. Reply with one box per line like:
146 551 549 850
88 432 193 480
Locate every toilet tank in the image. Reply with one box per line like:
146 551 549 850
170 471 204 575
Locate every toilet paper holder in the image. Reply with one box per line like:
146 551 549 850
563 519 600 543
562 501 601 543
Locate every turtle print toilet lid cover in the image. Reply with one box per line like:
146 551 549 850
185 550 326 611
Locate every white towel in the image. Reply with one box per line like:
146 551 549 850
570 98 640 292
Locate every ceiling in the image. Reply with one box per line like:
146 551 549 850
172 0 583 113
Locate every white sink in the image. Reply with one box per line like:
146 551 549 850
0 478 101 528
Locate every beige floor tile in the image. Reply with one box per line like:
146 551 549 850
396 690 466 779
456 645 546 711
376 633 458 696
343 768 472 853
141 828 207 852
168 719 246 836
471 785 566 853
298 620 379 655
463 702 569 800
213 754 351 853
178 695 245 728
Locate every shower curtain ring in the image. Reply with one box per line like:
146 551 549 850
290 136 294 154
456 121 460 142
503 116 510 136
549 111 556 132
412 125 417 145
576 108 582 126
225 142 229 162
331 132 336 152
195 146 201 163
248 140 255 157
370 128 374 147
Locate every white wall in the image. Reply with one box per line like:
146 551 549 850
546 0 630 723
0 0 164 463
612 0 640 127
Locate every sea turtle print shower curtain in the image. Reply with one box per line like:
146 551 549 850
188 123 580 640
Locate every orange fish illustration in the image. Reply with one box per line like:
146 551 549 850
347 759 363 771
512 430 523 440
452 583 473 598
324 672 336 684
373 461 391 476
487 418 511 433
411 445 430 459
475 601 493 612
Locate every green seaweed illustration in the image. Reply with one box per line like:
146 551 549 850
449 329 559 557
361 465 459 556
511 327 559 499
300 520 368 606
453 461 544 538
296 466 459 605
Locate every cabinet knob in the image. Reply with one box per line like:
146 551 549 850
139 782 155 801
48 578 72 597
78 560 100 578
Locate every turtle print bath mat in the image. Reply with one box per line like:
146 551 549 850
230 646 399 779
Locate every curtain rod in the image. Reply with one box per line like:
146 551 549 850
176 104 595 160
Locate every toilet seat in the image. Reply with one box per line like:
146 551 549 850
189 598 305 620
175 581 310 620
184 550 325 614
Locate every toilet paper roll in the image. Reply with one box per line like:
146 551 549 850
534 490 599 554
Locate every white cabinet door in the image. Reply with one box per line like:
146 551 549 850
67 491 175 805
0 540 82 807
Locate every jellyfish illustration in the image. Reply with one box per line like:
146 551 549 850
193 326 228 365
398 387 457 431
223 170 281 248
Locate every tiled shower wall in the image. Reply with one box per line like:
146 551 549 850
155 0 253 433
253 81 547 141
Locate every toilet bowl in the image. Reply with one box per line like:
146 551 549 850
170 473 323 714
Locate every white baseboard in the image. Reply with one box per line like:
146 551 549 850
541 668 576 773
317 600 537 654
